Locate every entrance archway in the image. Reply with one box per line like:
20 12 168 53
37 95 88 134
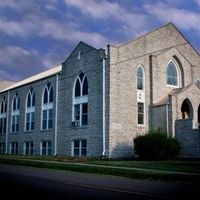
181 99 193 119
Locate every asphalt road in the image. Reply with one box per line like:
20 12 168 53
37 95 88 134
0 164 199 200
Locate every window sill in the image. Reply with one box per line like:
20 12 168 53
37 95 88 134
137 124 146 128
10 132 19 134
24 131 35 134
71 125 88 129
40 129 54 132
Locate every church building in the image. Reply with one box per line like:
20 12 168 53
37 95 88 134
0 22 200 158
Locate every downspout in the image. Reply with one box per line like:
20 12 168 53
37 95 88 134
54 73 59 156
166 103 169 137
102 51 107 157
6 90 10 154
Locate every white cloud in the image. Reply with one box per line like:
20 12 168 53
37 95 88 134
0 46 45 81
0 18 38 37
0 70 19 81
196 0 200 6
144 2 200 32
64 0 152 39
39 19 108 47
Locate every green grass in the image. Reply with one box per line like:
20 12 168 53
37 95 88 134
0 155 200 183
86 160 200 173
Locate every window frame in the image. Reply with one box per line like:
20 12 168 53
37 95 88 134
137 65 144 90
41 83 53 130
24 141 34 155
25 88 35 132
0 97 7 134
40 141 52 156
166 60 180 88
10 142 18 155
72 139 87 157
72 73 88 127
11 94 20 133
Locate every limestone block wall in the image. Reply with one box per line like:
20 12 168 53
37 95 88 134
0 75 57 155
175 119 200 158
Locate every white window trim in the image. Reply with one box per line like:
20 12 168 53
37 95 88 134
24 141 33 155
41 84 54 130
136 65 145 91
72 140 87 157
11 95 20 133
40 141 51 156
136 65 146 127
25 90 35 132
72 74 88 126
166 60 181 88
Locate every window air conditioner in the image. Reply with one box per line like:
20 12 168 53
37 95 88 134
75 120 80 127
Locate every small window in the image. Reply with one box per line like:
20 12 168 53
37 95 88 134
10 142 18 155
0 143 5 154
73 140 87 157
24 141 33 155
41 141 51 156
138 102 144 125
167 62 178 86
78 51 81 60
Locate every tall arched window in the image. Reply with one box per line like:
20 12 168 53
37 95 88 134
11 93 20 133
137 66 144 90
25 88 35 132
137 65 145 125
42 82 53 130
0 96 7 134
73 72 88 127
167 61 179 86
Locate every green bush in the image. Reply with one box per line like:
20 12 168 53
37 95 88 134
133 129 181 160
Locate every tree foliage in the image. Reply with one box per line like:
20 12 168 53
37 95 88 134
133 129 181 160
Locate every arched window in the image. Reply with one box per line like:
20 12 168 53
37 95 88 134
167 61 179 86
181 99 193 119
11 93 20 133
137 66 144 90
25 88 35 132
0 97 7 134
137 65 145 125
73 73 88 127
42 83 53 130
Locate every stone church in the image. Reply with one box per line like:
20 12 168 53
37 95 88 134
0 22 200 158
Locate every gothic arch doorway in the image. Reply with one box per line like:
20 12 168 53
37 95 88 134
181 99 193 119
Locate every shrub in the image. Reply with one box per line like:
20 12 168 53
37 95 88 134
133 129 181 160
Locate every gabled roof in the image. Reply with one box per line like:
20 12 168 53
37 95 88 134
0 65 62 93
63 41 100 64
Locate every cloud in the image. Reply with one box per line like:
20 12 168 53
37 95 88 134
38 19 108 47
144 2 200 32
196 0 200 6
0 70 19 82
64 0 152 39
0 46 44 81
0 18 38 38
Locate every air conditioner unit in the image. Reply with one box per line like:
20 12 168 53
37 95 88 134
75 120 80 127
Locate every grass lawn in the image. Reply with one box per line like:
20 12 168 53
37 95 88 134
86 160 200 173
0 155 200 183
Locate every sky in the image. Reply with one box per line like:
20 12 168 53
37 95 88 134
0 0 200 82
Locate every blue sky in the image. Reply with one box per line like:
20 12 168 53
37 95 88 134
0 0 200 82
